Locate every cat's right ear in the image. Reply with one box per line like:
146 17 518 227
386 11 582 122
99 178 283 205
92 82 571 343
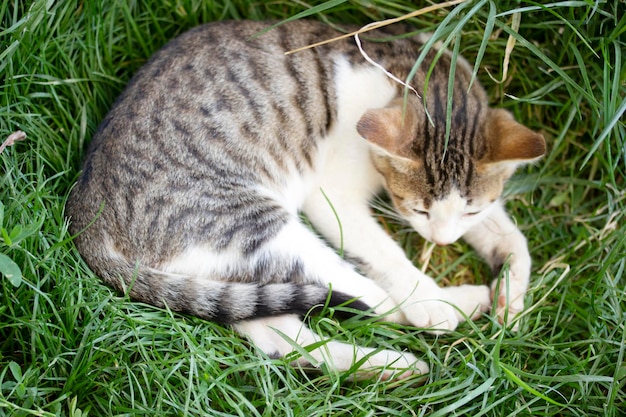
356 101 416 159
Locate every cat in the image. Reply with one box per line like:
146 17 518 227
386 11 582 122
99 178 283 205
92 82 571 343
66 19 545 380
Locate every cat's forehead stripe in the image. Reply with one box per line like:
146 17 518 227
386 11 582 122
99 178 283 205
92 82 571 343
417 78 485 199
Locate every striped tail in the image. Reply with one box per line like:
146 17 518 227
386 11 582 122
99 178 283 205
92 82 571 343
97 260 371 323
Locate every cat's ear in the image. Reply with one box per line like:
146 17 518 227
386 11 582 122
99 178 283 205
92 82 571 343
356 100 416 159
481 109 546 170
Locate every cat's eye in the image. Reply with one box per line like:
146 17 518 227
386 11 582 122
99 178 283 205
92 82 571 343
413 209 429 218
464 210 482 217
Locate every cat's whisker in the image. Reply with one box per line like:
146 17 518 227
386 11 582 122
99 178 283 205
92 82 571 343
370 199 405 224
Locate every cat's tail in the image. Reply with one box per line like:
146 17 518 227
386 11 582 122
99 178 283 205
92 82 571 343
96 260 371 324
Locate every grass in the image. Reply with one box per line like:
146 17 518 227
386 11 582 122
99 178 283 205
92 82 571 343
1 0 624 415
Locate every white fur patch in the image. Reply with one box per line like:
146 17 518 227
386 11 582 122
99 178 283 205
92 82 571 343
162 245 242 278
408 189 495 245
312 57 398 198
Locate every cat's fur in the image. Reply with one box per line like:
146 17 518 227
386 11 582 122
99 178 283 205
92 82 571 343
66 20 545 379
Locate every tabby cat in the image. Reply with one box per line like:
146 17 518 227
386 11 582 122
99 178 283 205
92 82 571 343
66 20 545 380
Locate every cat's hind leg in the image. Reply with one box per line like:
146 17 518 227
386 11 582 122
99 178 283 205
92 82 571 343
233 315 428 380
264 218 407 324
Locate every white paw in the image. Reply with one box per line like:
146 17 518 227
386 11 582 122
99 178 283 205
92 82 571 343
400 283 460 333
400 283 491 333
361 350 429 381
491 277 527 330
442 284 491 321
305 339 428 381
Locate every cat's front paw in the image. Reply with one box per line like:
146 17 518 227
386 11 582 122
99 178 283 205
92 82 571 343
399 283 460 333
401 283 490 333
490 259 530 330
403 300 458 332
491 278 526 330
442 284 491 321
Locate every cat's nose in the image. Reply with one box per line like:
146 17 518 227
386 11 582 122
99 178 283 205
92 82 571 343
430 227 458 246
433 237 453 246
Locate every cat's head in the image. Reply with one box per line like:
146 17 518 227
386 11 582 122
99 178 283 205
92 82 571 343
357 99 545 245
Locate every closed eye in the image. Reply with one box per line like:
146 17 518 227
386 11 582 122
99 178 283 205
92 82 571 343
413 208 429 218
463 210 482 217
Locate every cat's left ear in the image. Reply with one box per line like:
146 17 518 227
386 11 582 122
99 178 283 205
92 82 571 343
356 99 416 159
481 109 546 171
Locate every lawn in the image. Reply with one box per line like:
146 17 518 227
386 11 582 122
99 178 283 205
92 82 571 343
1 0 624 416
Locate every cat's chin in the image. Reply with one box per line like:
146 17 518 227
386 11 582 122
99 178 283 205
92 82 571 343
432 238 456 246
410 226 463 246
426 236 459 246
